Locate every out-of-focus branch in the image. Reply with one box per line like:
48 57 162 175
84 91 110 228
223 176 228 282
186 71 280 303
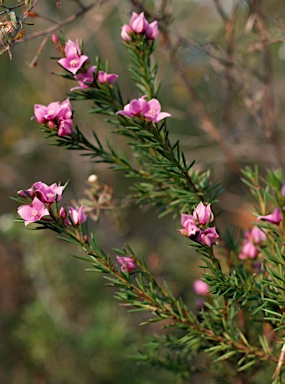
212 0 228 23
17 0 109 43
251 0 285 169
216 1 239 134
166 42 241 176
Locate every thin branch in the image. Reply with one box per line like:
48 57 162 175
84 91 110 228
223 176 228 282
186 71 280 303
163 33 242 176
16 0 110 43
252 0 285 169
212 0 228 23
221 1 239 134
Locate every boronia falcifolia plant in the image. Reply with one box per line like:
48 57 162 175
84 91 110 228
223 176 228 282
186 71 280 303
13 8 285 384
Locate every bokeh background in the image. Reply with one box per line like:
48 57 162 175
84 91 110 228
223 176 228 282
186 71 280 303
1 0 285 383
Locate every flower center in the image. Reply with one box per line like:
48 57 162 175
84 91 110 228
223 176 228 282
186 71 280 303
70 59 78 67
32 209 41 220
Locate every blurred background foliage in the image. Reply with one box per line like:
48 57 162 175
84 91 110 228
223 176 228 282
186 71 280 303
1 0 285 382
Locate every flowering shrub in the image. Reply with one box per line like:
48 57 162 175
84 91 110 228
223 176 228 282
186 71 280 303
9 2 285 384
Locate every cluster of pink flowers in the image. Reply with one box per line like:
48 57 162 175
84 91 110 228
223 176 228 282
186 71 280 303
238 206 283 260
238 226 266 260
70 66 118 91
52 37 118 92
116 96 171 123
33 99 73 136
116 256 136 274
17 181 86 228
121 12 159 41
180 202 219 247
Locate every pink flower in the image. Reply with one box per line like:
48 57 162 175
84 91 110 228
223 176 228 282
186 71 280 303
193 202 214 225
129 12 148 33
180 214 200 237
34 101 61 123
33 99 73 137
17 197 49 226
117 96 171 122
116 96 147 117
66 206 86 226
257 208 282 224
57 99 73 120
193 279 209 295
58 39 88 75
145 21 159 40
18 182 64 203
33 181 64 203
142 99 171 122
58 119 73 136
238 226 266 260
180 203 218 247
196 227 219 247
121 24 132 41
250 226 266 243
116 256 136 273
97 71 118 84
71 66 96 91
121 12 159 41
239 239 259 260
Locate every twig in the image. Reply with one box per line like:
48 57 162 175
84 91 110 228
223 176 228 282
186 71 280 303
212 0 228 23
272 343 285 379
252 0 285 169
164 35 241 176
28 32 50 67
220 1 239 134
16 0 109 43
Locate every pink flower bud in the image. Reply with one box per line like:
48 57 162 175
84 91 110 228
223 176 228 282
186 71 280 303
193 279 209 295
129 12 149 33
121 24 132 41
59 207 67 219
51 34 59 44
193 202 214 225
67 206 86 226
145 21 159 40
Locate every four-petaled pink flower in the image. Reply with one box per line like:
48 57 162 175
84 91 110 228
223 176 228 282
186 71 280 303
17 197 49 226
58 39 89 75
117 96 171 123
180 202 219 247
143 99 172 122
116 256 136 273
193 279 209 295
257 207 282 224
